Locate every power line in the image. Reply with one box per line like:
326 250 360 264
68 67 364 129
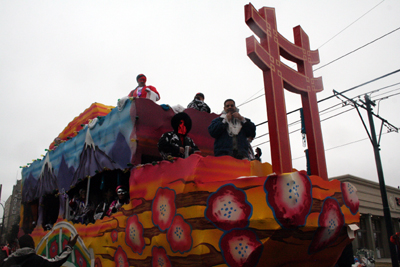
314 26 400 71
292 132 390 161
320 104 343 116
317 0 385 49
372 87 400 99
374 91 400 101
252 69 400 129
254 86 400 144
237 88 264 107
241 69 400 111
292 137 369 161
237 94 265 108
254 107 354 145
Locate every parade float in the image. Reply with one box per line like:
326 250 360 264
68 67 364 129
19 4 360 267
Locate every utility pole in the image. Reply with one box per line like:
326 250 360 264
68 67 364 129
334 90 399 267
364 95 398 266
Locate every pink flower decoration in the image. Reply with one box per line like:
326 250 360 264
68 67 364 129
341 182 359 215
125 214 145 254
114 246 129 267
166 214 193 254
205 184 252 231
219 229 263 267
111 230 118 243
309 197 345 254
74 249 87 267
151 246 172 267
152 187 177 231
94 257 102 267
49 239 58 258
264 171 312 229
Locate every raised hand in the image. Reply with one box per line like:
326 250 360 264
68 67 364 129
67 234 79 248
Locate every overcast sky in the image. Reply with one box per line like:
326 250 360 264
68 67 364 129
1 0 399 216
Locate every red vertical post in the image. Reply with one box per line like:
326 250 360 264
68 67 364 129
245 4 328 180
294 26 328 179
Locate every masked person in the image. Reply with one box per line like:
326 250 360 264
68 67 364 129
208 99 256 159
128 74 160 102
158 112 199 160
187 92 211 113
107 186 130 216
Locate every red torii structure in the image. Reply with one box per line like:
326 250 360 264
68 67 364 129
245 3 328 180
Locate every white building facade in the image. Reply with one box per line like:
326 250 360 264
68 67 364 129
331 175 400 259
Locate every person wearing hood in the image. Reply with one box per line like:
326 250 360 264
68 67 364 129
187 92 211 113
2 234 78 267
158 112 200 160
208 99 256 159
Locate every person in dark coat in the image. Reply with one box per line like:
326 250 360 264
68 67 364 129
187 92 211 113
158 112 199 160
208 99 256 159
2 234 78 267
334 242 354 267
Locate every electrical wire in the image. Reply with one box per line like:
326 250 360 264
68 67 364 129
292 132 390 161
237 88 264 107
237 94 265 108
239 69 400 111
253 70 400 132
374 91 400 101
316 0 386 49
254 106 354 145
292 138 369 161
314 26 400 71
253 88 400 144
372 87 400 99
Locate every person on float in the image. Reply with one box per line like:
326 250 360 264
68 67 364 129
208 99 256 159
69 189 94 224
2 234 78 267
107 186 130 216
187 92 211 113
128 74 160 102
247 136 262 162
158 112 200 160
94 188 115 220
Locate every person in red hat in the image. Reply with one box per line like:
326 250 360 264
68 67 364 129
158 112 200 160
107 185 130 216
128 74 160 102
187 92 211 113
